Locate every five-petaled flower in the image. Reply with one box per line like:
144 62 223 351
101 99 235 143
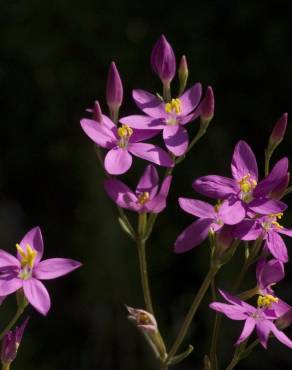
104 165 172 213
0 227 81 315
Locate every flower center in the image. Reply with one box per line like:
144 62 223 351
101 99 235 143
257 294 278 308
16 243 37 280
262 213 284 230
137 192 150 205
138 312 151 325
117 125 133 148
238 174 257 202
165 98 182 115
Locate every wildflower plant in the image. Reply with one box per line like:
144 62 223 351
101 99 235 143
80 34 292 370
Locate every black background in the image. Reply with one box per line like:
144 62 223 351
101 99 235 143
0 1 292 369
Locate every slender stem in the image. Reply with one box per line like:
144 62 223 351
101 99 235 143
2 364 11 370
0 307 24 340
163 82 171 102
264 149 272 176
225 355 239 370
166 266 220 362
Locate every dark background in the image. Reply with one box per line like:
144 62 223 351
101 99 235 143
1 1 292 369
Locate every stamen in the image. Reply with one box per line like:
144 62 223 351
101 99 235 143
137 192 150 205
165 98 182 114
257 294 279 308
117 125 133 148
16 243 37 269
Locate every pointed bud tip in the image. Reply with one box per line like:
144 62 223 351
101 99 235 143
270 112 288 146
200 86 215 120
106 61 123 111
151 35 176 83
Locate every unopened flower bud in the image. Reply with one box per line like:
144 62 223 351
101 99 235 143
106 62 123 122
92 100 103 123
269 113 288 149
151 35 176 84
1 318 29 367
200 86 215 125
126 306 157 332
178 55 188 95
276 308 292 330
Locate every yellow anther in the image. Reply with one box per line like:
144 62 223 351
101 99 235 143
138 312 150 325
165 98 182 114
117 125 133 139
16 243 37 269
269 212 283 219
257 294 279 308
238 174 257 193
137 192 150 205
214 201 221 213
271 221 283 229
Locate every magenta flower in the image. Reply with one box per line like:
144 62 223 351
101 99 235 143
234 213 292 262
80 115 173 175
120 84 202 156
105 165 171 213
256 258 290 317
0 227 81 315
126 306 158 332
210 290 292 349
106 62 123 112
1 318 29 366
151 35 176 84
193 141 288 223
174 198 241 253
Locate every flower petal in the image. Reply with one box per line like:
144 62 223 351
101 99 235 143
104 147 132 175
144 195 167 213
132 89 167 118
193 176 238 199
219 198 246 225
120 115 165 130
174 218 213 253
256 320 272 349
0 250 21 268
253 158 289 197
34 258 81 280
180 83 202 115
178 198 215 218
19 226 44 265
270 322 292 349
278 227 292 237
130 129 161 142
265 231 288 262
256 258 285 290
136 165 159 198
0 277 22 296
80 118 116 148
248 198 287 215
219 290 255 312
163 125 189 156
209 302 248 320
233 220 263 241
236 317 256 345
23 278 51 315
129 143 173 167
104 178 138 210
231 140 258 181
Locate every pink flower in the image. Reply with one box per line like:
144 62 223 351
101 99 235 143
0 227 82 315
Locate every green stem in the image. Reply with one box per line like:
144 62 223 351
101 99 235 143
163 82 171 102
0 307 24 341
166 266 220 362
2 363 11 370
264 149 271 176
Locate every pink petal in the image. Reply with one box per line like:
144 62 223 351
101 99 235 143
248 199 287 215
270 322 292 349
266 231 288 263
132 89 167 118
129 143 173 167
257 258 285 290
231 140 258 181
236 317 256 345
193 175 238 199
180 83 202 115
163 125 189 156
219 198 246 225
178 198 215 218
0 277 22 296
209 302 248 320
34 258 81 280
23 278 51 315
159 175 172 198
80 118 116 148
130 129 161 142
19 226 44 265
136 165 159 198
278 227 292 237
233 220 263 241
219 290 255 312
144 195 167 213
256 320 272 349
104 178 138 210
119 115 165 130
174 218 213 253
0 250 21 268
104 147 133 175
